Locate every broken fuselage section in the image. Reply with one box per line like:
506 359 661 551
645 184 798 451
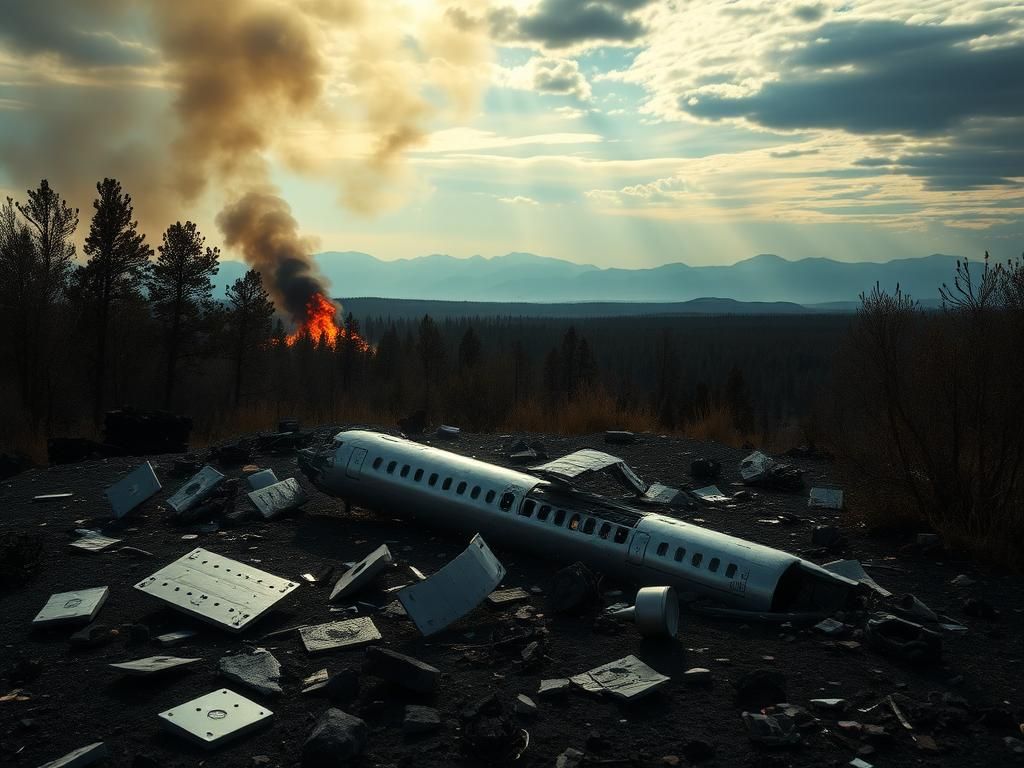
301 430 853 613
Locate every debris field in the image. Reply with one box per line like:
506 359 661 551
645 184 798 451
1 429 1022 767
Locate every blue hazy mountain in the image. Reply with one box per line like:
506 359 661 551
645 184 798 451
212 251 965 305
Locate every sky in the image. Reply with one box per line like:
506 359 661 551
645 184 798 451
0 0 1021 269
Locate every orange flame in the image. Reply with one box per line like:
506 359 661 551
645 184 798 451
284 292 369 351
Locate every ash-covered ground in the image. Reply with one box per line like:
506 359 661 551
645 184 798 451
1 429 1021 768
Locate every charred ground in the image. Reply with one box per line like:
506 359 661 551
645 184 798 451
0 430 1021 768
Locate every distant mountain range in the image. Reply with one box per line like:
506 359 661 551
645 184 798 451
212 251 965 306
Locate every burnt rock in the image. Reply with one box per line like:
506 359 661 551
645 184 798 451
865 613 942 663
218 647 283 697
325 669 361 707
690 457 721 480
403 705 441 736
363 647 440 693
742 712 801 747
302 708 367 768
461 694 519 760
735 669 787 710
547 561 600 614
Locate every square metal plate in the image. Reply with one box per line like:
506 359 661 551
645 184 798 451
134 549 299 633
809 487 844 510
398 534 505 636
105 461 162 519
329 544 393 601
166 466 225 515
247 477 308 519
570 655 670 700
69 530 121 553
109 656 201 676
299 617 381 653
158 688 272 749
33 587 109 627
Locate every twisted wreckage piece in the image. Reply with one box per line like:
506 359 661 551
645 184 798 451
301 430 854 613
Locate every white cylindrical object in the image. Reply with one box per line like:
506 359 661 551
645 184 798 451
634 586 679 638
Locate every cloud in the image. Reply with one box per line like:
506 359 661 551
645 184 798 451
498 194 539 205
683 20 1024 135
791 4 825 23
491 0 657 49
417 127 603 153
770 148 820 159
531 57 592 99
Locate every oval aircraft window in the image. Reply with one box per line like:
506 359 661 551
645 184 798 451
499 492 515 511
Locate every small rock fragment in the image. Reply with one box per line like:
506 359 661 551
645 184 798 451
325 669 360 706
219 648 283 697
363 647 439 693
538 678 571 698
302 708 367 768
556 747 585 768
683 667 712 686
742 712 801 747
513 694 537 716
403 705 441 735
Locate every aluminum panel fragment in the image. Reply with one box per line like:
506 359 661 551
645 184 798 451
570 655 670 700
68 530 121 553
330 544 394 601
398 534 505 636
809 487 844 510
33 587 109 627
105 461 161 519
692 485 730 504
246 469 279 491
166 465 225 515
158 688 272 749
109 656 201 676
824 559 891 598
533 449 648 494
134 548 299 633
247 477 308 519
740 451 773 483
640 483 683 505
37 742 109 768
299 617 381 653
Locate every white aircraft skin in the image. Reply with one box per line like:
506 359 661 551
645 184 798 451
302 430 853 613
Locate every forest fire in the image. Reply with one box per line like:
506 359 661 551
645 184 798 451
284 292 369 351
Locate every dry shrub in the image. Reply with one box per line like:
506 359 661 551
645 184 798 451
825 255 1024 569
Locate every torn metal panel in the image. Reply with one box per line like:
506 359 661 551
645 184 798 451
134 548 300 633
740 451 773 483
823 559 892 598
639 483 684 506
487 587 531 605
246 469 279 491
37 742 109 768
247 477 308 519
809 488 844 510
329 544 394 601
33 587 109 627
691 485 730 504
569 655 670 700
158 688 272 749
532 449 648 494
105 461 161 519
68 530 121 553
166 465 225 515
398 534 505 636
299 617 381 652
34 492 73 502
109 656 201 676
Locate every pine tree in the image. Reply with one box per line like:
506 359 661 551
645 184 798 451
148 221 219 409
417 314 445 412
225 269 274 405
458 325 482 370
79 178 152 422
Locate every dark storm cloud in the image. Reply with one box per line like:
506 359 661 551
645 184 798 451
492 0 657 48
0 0 154 68
890 119 1024 190
683 20 1024 135
792 4 825 23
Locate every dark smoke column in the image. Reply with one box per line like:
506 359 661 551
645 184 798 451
216 190 334 324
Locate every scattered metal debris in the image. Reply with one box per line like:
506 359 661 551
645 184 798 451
246 468 279 491
865 613 942 662
32 586 109 627
104 462 161 519
487 587 531 606
363 647 440 693
823 559 892 598
330 544 394 602
570 655 670 700
740 451 804 490
692 485 730 504
134 548 299 633
37 741 109 768
533 449 647 494
398 534 505 636
155 629 198 647
68 529 121 554
299 617 381 653
165 465 225 516
109 656 201 676
604 430 635 444
247 477 308 519
742 711 801 747
809 487 844 510
158 688 272 749
608 586 680 639
436 424 461 440
33 493 73 502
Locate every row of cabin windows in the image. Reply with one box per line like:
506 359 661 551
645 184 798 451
516 499 630 544
370 455 514 510
653 541 739 579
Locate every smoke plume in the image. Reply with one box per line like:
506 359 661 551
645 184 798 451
0 0 493 325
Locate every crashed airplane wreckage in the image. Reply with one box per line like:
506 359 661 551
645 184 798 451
301 430 855 614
